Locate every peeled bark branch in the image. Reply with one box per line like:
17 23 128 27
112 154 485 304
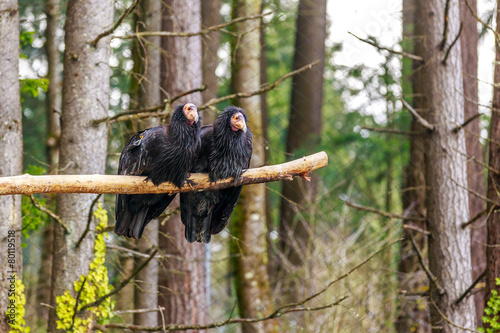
0 152 327 196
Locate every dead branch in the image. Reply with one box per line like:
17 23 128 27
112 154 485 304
442 22 463 65
454 269 486 306
0 152 327 196
95 238 400 332
461 208 487 229
92 86 206 125
401 98 435 131
117 11 273 39
429 297 481 333
348 32 424 61
27 194 69 233
403 224 430 235
91 0 142 47
409 233 444 295
342 199 426 222
452 112 482 133
94 296 347 332
361 126 420 136
114 307 166 315
79 249 158 312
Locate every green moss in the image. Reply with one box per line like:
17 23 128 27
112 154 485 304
55 204 114 332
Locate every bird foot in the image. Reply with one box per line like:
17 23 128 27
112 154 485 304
299 172 311 181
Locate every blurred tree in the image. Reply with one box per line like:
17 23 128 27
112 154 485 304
132 0 161 327
47 0 113 330
157 0 208 327
230 0 279 332
459 0 486 325
278 0 326 298
201 0 222 124
416 0 476 329
0 0 22 331
397 0 429 331
36 0 62 322
485 0 500 321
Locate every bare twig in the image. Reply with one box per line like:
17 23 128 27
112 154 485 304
79 249 158 312
118 11 273 39
75 193 102 248
107 244 183 261
442 23 463 65
361 126 420 136
464 0 500 47
403 224 430 235
92 86 206 125
440 0 451 50
114 307 166 315
348 32 424 61
27 194 69 233
0 152 327 196
409 233 444 295
198 60 320 111
429 297 481 333
461 208 487 229
401 98 435 131
452 112 482 133
70 277 87 331
455 269 486 306
95 296 347 331
342 199 426 222
91 0 142 47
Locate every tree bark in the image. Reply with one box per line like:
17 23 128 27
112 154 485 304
417 0 476 330
47 0 113 330
397 1 430 331
278 0 326 293
230 0 279 331
131 0 162 328
485 0 500 319
459 0 486 326
37 0 62 322
158 0 208 328
0 0 22 331
201 0 222 124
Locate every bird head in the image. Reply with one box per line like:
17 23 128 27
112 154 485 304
229 110 247 134
182 103 199 126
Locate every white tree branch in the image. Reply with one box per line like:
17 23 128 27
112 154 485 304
0 152 328 196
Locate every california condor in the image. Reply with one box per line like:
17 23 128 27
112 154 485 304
180 106 253 243
115 103 201 239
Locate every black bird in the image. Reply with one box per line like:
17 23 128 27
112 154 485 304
115 103 201 239
180 106 253 243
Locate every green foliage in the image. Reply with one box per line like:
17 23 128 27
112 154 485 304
20 78 48 101
19 31 35 59
21 166 48 240
55 204 114 332
8 279 30 333
480 278 500 332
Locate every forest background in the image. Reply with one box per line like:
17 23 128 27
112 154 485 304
0 0 498 331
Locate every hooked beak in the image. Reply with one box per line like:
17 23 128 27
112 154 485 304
233 117 247 133
183 103 199 124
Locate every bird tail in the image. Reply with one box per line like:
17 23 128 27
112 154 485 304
115 195 150 239
181 212 211 243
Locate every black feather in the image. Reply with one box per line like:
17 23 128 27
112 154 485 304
114 104 201 239
180 106 253 243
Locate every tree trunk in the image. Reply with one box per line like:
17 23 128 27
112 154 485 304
0 0 22 331
397 1 430 331
230 0 279 332
417 0 476 330
278 0 326 296
485 0 500 318
201 0 222 124
158 0 208 328
133 0 161 327
37 0 62 322
47 0 113 330
459 0 485 326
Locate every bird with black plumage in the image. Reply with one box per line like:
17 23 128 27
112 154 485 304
114 103 201 239
180 106 253 243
